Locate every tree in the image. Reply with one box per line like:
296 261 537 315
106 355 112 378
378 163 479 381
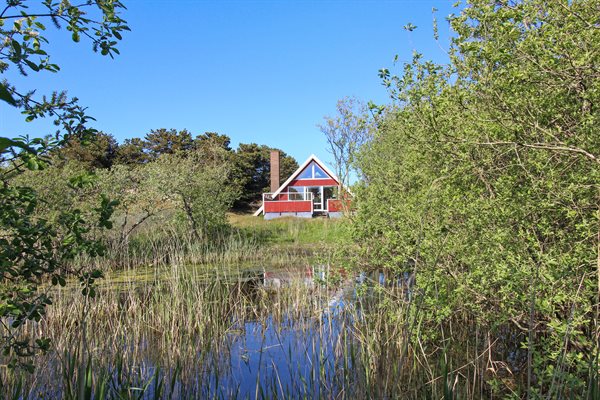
1 1 129 166
194 132 232 152
318 96 371 211
96 163 162 252
115 137 149 165
54 131 119 169
355 0 600 395
146 142 239 240
143 128 194 159
12 160 98 220
233 143 298 209
0 1 128 370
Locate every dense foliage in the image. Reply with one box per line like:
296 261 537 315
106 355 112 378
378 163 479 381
0 0 128 370
353 0 600 395
233 143 298 208
53 129 298 209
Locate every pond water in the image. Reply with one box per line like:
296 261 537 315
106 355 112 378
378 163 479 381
6 265 413 399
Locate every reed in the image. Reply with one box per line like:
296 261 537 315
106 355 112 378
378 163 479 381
2 266 597 398
80 214 347 273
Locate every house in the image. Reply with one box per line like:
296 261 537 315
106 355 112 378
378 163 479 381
253 152 351 219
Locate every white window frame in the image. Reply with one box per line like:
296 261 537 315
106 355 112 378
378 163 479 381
305 186 324 211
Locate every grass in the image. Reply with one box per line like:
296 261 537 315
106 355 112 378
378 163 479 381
0 214 354 394
2 261 596 398
1 257 534 399
1 262 347 398
85 212 350 272
228 213 351 247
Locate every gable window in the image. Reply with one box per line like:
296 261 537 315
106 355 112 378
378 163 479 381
297 161 328 179
313 163 327 178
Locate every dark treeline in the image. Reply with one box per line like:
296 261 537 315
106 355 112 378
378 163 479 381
52 128 298 209
5 128 300 279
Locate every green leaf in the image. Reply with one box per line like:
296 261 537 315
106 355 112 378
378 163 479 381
0 83 17 106
0 137 35 155
403 23 417 32
24 59 40 72
25 157 38 171
0 137 18 153
11 40 21 55
91 270 103 279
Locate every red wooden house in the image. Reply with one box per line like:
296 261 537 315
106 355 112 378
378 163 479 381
254 153 351 219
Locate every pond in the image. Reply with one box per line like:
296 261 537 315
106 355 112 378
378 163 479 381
2 264 415 399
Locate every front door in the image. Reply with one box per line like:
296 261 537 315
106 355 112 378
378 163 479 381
306 187 323 211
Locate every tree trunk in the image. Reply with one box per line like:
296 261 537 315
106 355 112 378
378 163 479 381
182 196 200 241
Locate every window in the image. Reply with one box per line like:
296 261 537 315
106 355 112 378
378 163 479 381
313 163 327 178
323 186 335 200
297 161 329 179
288 186 304 200
298 165 313 179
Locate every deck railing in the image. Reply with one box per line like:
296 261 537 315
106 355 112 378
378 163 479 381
263 192 314 202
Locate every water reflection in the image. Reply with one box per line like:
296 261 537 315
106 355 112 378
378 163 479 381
5 266 413 399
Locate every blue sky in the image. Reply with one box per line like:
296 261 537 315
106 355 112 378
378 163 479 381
1 0 456 165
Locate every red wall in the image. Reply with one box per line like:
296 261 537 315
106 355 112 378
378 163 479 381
288 178 338 187
264 201 312 213
327 199 351 212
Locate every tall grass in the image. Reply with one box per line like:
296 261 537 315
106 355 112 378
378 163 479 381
2 262 597 398
0 259 345 398
85 214 349 272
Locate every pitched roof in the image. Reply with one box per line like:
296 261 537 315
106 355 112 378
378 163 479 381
253 154 347 216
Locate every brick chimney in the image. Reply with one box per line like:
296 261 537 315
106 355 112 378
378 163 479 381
270 150 280 193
